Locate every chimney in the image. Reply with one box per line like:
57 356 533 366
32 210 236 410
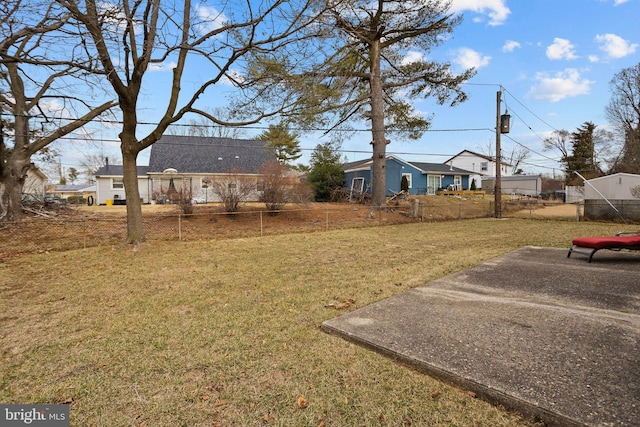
105 157 109 171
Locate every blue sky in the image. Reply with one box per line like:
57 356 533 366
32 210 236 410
353 0 640 175
56 0 639 178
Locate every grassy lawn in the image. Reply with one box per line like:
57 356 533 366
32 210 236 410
0 218 623 426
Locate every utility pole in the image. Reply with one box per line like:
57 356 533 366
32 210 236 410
495 90 502 218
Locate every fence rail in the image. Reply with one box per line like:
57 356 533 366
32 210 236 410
1 199 558 258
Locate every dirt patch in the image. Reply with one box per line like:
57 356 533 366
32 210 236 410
1 197 577 260
0 202 417 259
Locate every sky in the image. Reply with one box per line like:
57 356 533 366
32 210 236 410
53 0 640 179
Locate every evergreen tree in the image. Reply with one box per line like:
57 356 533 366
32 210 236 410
258 124 302 165
564 122 602 185
306 142 345 202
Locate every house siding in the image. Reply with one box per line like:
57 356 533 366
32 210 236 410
481 176 541 196
447 150 513 190
95 176 151 204
582 173 640 221
583 173 640 200
344 155 475 196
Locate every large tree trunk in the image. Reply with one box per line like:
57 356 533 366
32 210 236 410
0 95 32 222
121 147 146 245
0 154 31 221
369 37 387 208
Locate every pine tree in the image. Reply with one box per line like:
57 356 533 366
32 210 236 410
564 122 602 185
258 124 302 165
306 142 345 202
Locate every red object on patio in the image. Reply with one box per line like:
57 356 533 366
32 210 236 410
567 232 640 262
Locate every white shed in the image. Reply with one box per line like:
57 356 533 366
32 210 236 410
582 173 640 221
583 173 640 200
481 175 542 197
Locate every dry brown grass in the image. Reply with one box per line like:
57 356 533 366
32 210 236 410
0 213 624 426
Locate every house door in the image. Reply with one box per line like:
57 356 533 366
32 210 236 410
427 175 441 195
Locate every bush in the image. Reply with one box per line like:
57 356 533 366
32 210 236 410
259 162 313 211
210 170 255 212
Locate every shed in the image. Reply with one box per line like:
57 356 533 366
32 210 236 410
582 173 640 221
481 175 542 197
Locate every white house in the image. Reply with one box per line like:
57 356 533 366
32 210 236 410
445 150 513 190
94 162 150 205
23 165 48 197
93 135 280 205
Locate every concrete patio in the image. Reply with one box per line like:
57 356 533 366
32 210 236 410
322 246 639 427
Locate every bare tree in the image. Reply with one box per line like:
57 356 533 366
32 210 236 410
209 169 255 212
259 161 311 211
543 130 571 160
167 108 247 139
79 146 119 184
478 140 529 174
605 63 640 174
57 0 322 245
0 0 115 221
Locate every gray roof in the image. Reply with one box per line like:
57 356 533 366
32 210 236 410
147 135 277 174
482 175 541 181
95 165 149 177
52 184 94 192
408 162 474 175
344 156 474 175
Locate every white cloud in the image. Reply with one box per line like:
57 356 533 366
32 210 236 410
401 51 426 66
529 68 593 102
588 55 600 63
595 33 638 58
449 0 510 26
147 61 177 72
502 40 521 53
194 4 228 35
453 47 491 69
614 0 629 5
546 38 578 60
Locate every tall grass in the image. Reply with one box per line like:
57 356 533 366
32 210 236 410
0 218 622 426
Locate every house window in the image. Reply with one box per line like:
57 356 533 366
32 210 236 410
112 178 124 189
401 173 412 189
481 162 488 172
256 180 265 192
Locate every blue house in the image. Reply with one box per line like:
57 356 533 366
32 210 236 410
344 155 475 196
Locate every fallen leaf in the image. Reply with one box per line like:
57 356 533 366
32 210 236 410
297 395 308 409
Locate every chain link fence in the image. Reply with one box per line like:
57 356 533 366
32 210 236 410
2 198 537 258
